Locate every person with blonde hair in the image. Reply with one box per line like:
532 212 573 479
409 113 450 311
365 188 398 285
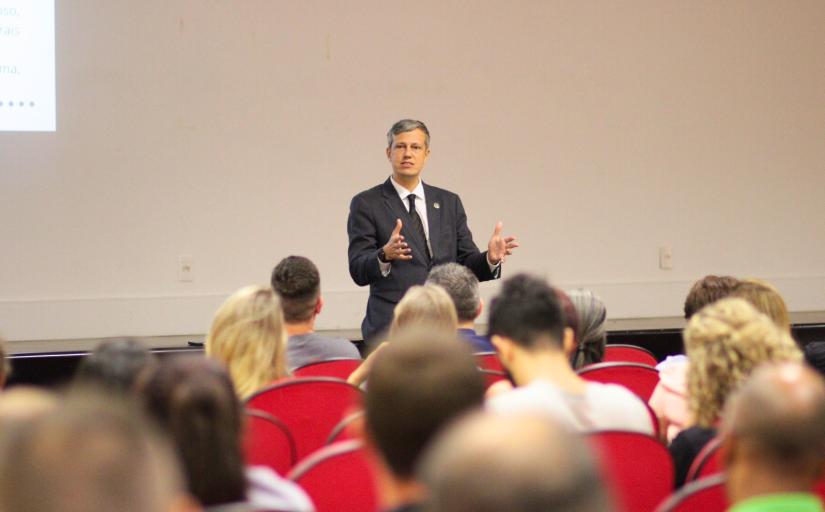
669 297 801 488
206 285 289 398
389 284 458 336
731 278 792 334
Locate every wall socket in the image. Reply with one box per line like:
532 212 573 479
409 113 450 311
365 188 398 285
659 246 673 270
178 255 194 282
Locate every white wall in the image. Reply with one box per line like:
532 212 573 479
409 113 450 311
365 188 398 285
2 0 825 341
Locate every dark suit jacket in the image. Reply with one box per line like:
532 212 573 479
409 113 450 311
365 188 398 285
348 178 497 341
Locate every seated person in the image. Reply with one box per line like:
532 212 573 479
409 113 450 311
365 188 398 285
669 298 801 488
420 412 611 512
426 263 494 352
485 274 653 434
388 284 458 336
364 328 486 512
73 337 157 394
206 284 290 398
730 278 792 334
139 357 314 511
567 289 607 369
271 255 360 371
649 274 740 441
723 362 825 512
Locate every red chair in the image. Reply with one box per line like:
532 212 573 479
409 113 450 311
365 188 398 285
288 440 379 512
686 436 723 482
246 378 364 461
292 358 363 380
587 431 674 512
578 362 660 401
654 474 728 512
242 409 297 475
326 410 365 445
604 344 658 367
479 369 508 389
474 351 504 372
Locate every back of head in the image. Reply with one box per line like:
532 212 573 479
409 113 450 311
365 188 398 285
568 289 607 369
420 412 611 512
730 278 791 333
206 284 288 398
426 263 481 323
365 328 485 479
390 284 458 336
271 255 321 323
684 297 801 427
140 356 246 506
74 337 156 394
684 275 739 319
0 393 186 512
723 363 825 490
488 274 565 350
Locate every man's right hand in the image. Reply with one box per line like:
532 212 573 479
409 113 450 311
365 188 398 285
383 219 412 261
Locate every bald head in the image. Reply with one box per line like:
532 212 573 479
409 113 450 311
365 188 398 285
724 362 825 496
420 413 610 512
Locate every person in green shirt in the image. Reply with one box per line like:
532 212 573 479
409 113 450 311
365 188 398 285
723 362 825 512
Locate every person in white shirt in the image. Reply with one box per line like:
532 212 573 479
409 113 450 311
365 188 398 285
486 274 653 434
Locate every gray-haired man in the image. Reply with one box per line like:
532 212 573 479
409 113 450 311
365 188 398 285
347 119 518 342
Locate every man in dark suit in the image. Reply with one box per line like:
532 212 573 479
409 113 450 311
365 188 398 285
348 119 518 342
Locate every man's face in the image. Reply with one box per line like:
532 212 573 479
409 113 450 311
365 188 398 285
386 129 430 181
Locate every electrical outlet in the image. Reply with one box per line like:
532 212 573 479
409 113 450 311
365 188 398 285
178 255 194 282
659 246 673 270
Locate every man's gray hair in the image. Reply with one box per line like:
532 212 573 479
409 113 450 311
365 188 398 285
387 119 430 148
426 263 480 323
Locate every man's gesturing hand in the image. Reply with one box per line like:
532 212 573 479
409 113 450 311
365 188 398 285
383 219 413 261
487 221 519 264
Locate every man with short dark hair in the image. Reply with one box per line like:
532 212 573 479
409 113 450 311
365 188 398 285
347 119 518 342
684 275 739 320
364 328 486 512
723 362 825 512
426 263 493 352
486 274 652 433
420 412 612 512
271 255 360 370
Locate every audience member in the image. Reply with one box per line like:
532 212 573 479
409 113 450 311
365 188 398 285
731 278 792 334
650 274 740 442
723 362 825 512
140 357 314 511
486 274 652 434
364 328 486 512
0 393 198 512
804 342 825 378
669 297 802 488
205 285 289 398
388 284 458 336
420 412 612 512
426 263 494 352
567 289 607 369
73 337 157 394
271 255 361 371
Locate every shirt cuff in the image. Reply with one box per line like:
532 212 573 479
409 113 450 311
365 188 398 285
486 253 501 274
378 258 391 277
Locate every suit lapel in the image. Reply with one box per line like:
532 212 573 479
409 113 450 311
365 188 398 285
381 178 428 260
424 184 441 261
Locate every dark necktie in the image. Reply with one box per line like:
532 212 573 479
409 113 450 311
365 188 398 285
407 195 431 262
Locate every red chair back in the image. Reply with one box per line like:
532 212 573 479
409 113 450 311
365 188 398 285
578 362 660 401
478 369 508 389
288 440 379 512
654 474 728 512
686 437 723 482
246 378 363 461
474 352 504 372
326 410 365 445
292 358 363 380
587 431 674 512
604 344 658 366
242 409 297 475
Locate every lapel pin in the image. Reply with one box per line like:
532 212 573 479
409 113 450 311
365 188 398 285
433 202 440 209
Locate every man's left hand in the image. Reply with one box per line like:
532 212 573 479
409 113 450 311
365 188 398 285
487 221 519 264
